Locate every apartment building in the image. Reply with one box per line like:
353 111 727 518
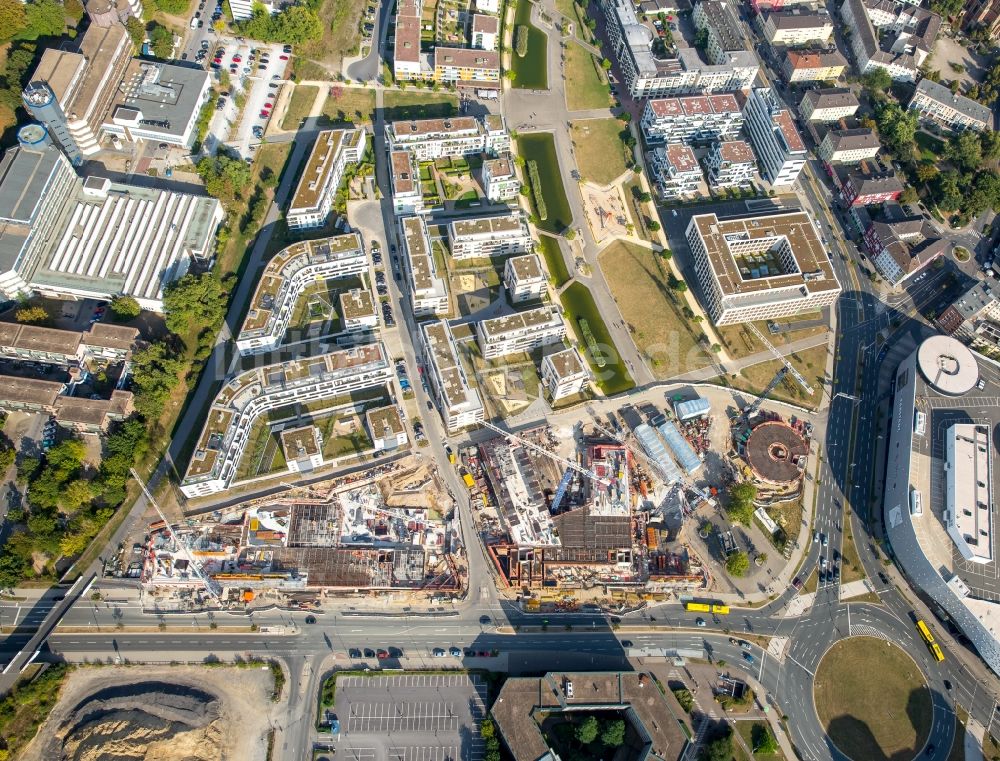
743 87 807 187
692 1 748 64
21 24 132 164
602 0 758 98
0 376 133 434
762 9 833 45
448 212 532 259
937 280 1000 341
908 78 993 133
477 0 499 10
86 0 142 26
401 216 449 317
865 215 950 285
841 0 940 82
340 288 378 331
0 144 223 311
704 140 757 189
181 344 394 497
780 49 847 82
799 88 860 122
366 405 408 451
421 320 484 432
0 322 139 367
649 143 703 199
386 115 509 161
541 347 590 401
393 0 423 80
472 13 499 49
287 129 367 230
640 93 743 144
475 305 567 359
818 128 880 163
832 159 903 205
481 156 520 202
962 0 1000 37
236 234 368 355
281 426 324 474
433 48 500 85
503 253 546 303
390 149 424 215
686 210 841 325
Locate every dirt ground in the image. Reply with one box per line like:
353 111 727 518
20 664 277 761
928 36 991 90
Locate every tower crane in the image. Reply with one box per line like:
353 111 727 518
478 420 611 486
131 469 222 601
585 409 672 485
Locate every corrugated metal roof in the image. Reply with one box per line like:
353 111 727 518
674 397 711 421
634 423 681 484
658 421 702 475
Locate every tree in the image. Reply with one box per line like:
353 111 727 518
726 480 757 526
197 152 253 204
874 102 917 157
601 719 626 747
601 57 612 70
0 0 27 40
899 186 919 205
125 16 145 48
981 130 1000 161
673 688 694 713
575 716 599 745
860 67 892 96
702 730 733 761
752 724 779 755
61 479 94 512
726 550 750 577
647 220 661 232
18 0 65 39
130 341 184 419
110 295 142 320
15 305 48 324
163 272 227 336
948 129 983 172
932 170 963 211
64 0 85 23
236 3 322 44
149 22 174 59
637 190 652 203
915 162 939 183
758 552 768 564
0 445 14 474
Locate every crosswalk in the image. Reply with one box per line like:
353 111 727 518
850 623 891 642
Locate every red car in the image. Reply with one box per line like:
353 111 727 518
376 649 389 659
259 110 270 118
232 55 242 62
279 54 289 60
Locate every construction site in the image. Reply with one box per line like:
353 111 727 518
139 456 463 611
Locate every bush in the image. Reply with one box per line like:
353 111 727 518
235 2 322 44
673 688 694 712
15 305 48 324
526 160 548 221
110 295 141 320
515 24 529 57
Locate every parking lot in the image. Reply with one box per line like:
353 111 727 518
332 674 488 761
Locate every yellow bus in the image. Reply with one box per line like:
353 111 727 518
684 602 712 612
711 604 730 615
930 643 945 662
916 620 935 645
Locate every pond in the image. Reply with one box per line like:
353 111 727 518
511 0 548 90
516 132 573 234
560 282 635 395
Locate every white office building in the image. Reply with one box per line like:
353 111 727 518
287 129 366 230
650 143 703 199
541 347 590 401
476 305 566 360
743 87 807 187
448 213 532 260
401 216 449 317
422 320 484 432
640 92 743 144
472 13 499 50
704 140 757 190
503 254 546 303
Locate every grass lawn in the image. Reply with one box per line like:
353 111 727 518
516 132 574 233
814 638 932 761
598 240 712 377
621 176 650 240
565 42 612 111
297 0 368 71
537 233 571 286
715 315 827 357
723 344 829 409
560 282 635 395
383 90 459 121
322 86 376 125
915 131 946 163
282 85 318 130
570 118 629 185
948 706 968 761
802 568 817 593
735 721 785 761
840 509 867 585
512 0 548 89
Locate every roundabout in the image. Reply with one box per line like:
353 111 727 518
813 636 933 761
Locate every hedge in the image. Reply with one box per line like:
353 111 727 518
527 160 547 221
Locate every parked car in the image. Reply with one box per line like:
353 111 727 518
449 647 461 657
432 648 445 657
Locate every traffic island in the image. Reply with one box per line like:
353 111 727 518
814 636 932 761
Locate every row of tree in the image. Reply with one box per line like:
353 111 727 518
0 0 79 44
235 2 322 44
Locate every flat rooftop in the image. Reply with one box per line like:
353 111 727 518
647 92 742 119
948 423 993 563
289 129 363 213
402 216 447 297
745 420 808 484
390 116 479 139
689 210 840 297
423 320 478 412
340 288 375 320
545 346 585 379
365 404 404 436
390 150 417 195
664 144 698 172
110 60 210 140
450 212 525 239
717 140 755 163
479 305 562 339
280 425 322 459
507 253 543 282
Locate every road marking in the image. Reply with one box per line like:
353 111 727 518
787 654 816 677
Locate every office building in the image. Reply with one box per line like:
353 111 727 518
541 347 590 401
780 49 848 82
743 87 807 187
704 139 757 189
649 143 703 199
401 216 449 317
908 78 993 133
229 0 274 19
476 305 566 359
181 343 394 497
692 1 748 64
841 0 940 82
640 93 743 144
287 129 367 230
366 405 408 451
818 127 880 163
236 235 368 355
386 115 509 161
865 215 950 285
421 320 484 432
448 213 532 259
472 13 499 49
340 288 378 331
602 0 758 98
686 210 841 324
503 253 546 303
433 48 500 86
390 149 424 215
799 87 859 122
21 24 132 164
481 156 519 202
281 426 324 474
937 279 1000 342
762 9 833 45
393 0 423 80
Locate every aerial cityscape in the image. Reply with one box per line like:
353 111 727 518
0 0 997 757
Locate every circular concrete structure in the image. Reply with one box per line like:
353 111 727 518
745 421 808 485
916 335 978 396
